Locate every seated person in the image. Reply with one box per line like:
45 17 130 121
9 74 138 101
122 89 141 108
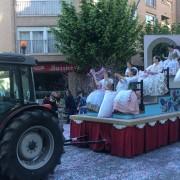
137 56 168 96
115 68 138 92
113 89 139 115
145 56 163 74
138 56 163 80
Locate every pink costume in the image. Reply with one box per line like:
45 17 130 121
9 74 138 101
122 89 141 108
113 90 139 114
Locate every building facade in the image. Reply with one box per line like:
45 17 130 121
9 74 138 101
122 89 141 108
0 0 179 96
134 0 176 25
176 0 180 23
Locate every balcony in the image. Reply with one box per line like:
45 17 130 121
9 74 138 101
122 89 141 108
16 1 61 16
16 40 58 54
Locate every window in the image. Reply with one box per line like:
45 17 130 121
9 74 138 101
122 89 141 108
0 65 35 117
16 0 61 16
32 31 44 53
145 14 156 24
17 27 58 54
48 31 57 53
145 0 156 8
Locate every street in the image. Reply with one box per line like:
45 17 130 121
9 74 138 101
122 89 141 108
49 124 180 180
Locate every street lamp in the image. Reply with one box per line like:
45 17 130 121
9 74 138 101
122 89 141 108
20 40 28 55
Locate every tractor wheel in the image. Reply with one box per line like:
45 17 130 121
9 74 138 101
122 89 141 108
0 109 64 180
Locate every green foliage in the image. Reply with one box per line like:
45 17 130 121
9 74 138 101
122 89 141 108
53 0 142 72
152 43 169 58
140 20 180 60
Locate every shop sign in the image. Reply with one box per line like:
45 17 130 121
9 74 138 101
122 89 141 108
33 64 75 72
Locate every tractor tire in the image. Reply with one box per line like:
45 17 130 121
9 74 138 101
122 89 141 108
0 109 64 180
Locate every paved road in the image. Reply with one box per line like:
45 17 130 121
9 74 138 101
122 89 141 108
49 124 180 180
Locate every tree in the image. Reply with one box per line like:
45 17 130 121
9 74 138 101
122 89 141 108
139 20 180 60
53 0 142 72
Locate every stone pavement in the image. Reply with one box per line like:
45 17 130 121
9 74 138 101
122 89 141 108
48 124 180 180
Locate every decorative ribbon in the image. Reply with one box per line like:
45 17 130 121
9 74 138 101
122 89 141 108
136 124 145 129
159 119 168 124
148 121 156 127
74 120 83 124
113 124 126 130
169 117 177 122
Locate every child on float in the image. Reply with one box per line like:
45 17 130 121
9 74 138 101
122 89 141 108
86 69 113 112
114 68 138 92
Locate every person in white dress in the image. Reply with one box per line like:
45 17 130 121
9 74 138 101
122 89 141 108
86 70 113 112
141 56 168 96
163 45 180 75
113 68 139 114
125 61 138 77
115 68 138 92
146 56 163 73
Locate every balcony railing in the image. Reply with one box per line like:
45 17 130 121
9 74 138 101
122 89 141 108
16 1 61 16
16 40 58 54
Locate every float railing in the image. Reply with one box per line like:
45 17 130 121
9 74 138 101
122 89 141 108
129 80 144 112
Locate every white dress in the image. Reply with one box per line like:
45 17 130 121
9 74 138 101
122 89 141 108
163 59 179 75
116 76 138 92
163 50 180 75
142 63 168 96
146 63 163 74
125 67 138 76
86 78 113 111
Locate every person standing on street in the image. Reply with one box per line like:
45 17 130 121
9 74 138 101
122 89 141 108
65 89 77 123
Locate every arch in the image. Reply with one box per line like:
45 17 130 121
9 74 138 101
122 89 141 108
144 35 180 68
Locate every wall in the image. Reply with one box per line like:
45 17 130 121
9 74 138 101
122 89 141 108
144 35 180 68
0 0 15 52
176 0 180 23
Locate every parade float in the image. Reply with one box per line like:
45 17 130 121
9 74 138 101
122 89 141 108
70 35 180 158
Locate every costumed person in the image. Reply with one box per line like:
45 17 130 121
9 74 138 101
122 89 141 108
115 68 138 92
163 45 180 75
64 89 77 123
86 69 113 112
113 88 139 115
145 56 163 74
98 82 117 118
140 56 168 96
125 61 138 77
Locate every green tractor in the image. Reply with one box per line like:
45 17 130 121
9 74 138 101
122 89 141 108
0 53 64 180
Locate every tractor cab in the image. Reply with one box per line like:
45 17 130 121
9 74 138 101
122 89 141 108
0 53 36 117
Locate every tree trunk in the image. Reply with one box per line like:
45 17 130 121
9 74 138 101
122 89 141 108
68 72 94 97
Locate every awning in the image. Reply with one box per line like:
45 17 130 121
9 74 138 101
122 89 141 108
33 63 75 73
